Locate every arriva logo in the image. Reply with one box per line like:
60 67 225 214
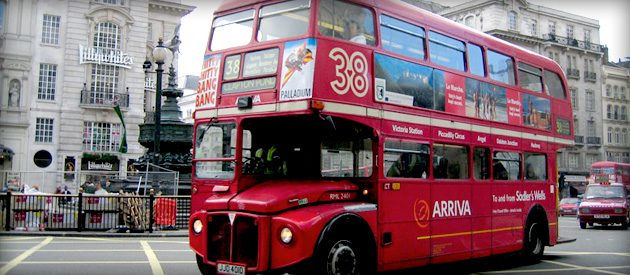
432 200 471 218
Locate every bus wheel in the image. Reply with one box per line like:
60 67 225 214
196 255 216 275
523 221 544 262
622 216 629 230
314 234 368 275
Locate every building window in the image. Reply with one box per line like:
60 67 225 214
586 154 598 167
568 153 579 168
0 2 5 35
585 90 594 111
584 29 591 43
35 118 54 143
38 63 57 101
587 121 595 137
548 21 556 35
623 129 628 145
90 22 122 106
606 85 611 97
567 25 574 40
607 127 613 143
508 11 518 30
83 122 122 152
573 118 579 135
613 86 619 99
607 104 612 119
464 15 475 28
623 152 629 164
622 106 627 121
615 128 620 144
621 87 627 99
570 87 578 109
147 22 152 40
614 105 619 120
531 19 537 35
42 14 61 45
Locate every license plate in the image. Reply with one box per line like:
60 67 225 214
594 215 610 219
217 262 246 275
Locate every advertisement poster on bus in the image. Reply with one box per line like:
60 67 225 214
522 93 551 130
280 38 317 101
196 54 221 109
464 78 508 122
444 73 466 115
374 53 445 111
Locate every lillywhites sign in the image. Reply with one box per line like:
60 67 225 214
79 44 133 69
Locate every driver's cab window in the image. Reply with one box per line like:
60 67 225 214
318 0 375 45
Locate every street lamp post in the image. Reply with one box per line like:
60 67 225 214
152 37 168 168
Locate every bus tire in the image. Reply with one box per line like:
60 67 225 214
523 212 547 262
196 255 217 275
312 214 375 275
622 215 629 230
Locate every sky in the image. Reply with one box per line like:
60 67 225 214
177 0 630 77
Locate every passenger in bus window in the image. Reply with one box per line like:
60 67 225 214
347 19 366 44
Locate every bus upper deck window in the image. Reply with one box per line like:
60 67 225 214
518 62 543 93
380 14 425 59
257 0 311 42
211 9 255 51
318 0 375 46
429 31 466 71
487 50 515 86
544 70 566 99
468 44 485 77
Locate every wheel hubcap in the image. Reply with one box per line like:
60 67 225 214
328 240 357 275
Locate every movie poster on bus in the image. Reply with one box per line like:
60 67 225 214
374 53 443 110
196 54 221 109
465 78 508 123
522 93 552 130
444 73 466 116
279 38 317 101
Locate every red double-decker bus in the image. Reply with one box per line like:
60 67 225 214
189 0 575 274
590 161 630 191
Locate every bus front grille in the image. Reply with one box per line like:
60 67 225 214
207 214 259 267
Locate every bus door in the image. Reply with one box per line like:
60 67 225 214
429 143 473 263
490 150 524 253
379 140 431 267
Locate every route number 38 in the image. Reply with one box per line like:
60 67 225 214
329 47 368 98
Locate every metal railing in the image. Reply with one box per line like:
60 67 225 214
543 33 602 52
1 191 190 232
566 68 580 79
586 136 601 145
81 86 130 108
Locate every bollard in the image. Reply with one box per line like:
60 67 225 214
5 190 11 231
149 189 155 233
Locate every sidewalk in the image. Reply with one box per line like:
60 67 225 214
0 228 189 238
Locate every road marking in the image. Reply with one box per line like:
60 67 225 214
548 251 630 257
141 241 164 275
0 236 53 275
542 260 629 275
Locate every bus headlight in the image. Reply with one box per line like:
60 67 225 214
580 208 590 214
193 219 203 234
280 227 293 244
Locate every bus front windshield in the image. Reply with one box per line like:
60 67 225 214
242 116 374 179
194 116 374 180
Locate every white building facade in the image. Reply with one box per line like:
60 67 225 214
601 63 630 164
0 0 193 192
440 0 605 194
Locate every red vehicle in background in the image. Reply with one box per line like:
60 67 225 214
189 0 576 274
589 161 630 192
578 183 629 229
558 197 579 216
